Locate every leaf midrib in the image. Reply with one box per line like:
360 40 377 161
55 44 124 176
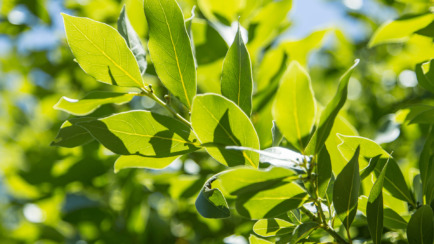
68 20 143 88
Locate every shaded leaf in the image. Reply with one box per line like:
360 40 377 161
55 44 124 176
117 6 147 75
51 118 95 148
54 92 135 116
272 61 316 151
333 146 360 231
384 208 408 230
221 24 253 116
191 94 259 167
306 60 359 155
195 175 230 218
271 121 283 147
144 0 196 108
62 14 144 88
253 218 294 237
77 111 199 156
316 146 332 198
416 59 434 94
367 161 388 244
360 155 381 180
290 222 319 244
407 205 434 244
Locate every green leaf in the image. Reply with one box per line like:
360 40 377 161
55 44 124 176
305 59 359 155
333 146 360 231
419 128 434 199
416 59 434 93
253 218 294 237
62 14 144 88
409 107 434 124
221 24 253 116
77 111 199 156
316 146 332 198
374 158 415 206
144 0 196 108
249 234 273 244
117 6 147 76
271 121 283 147
54 92 135 116
360 155 381 180
369 14 434 47
217 167 307 219
195 175 230 218
51 118 95 148
337 134 390 169
383 208 408 230
272 61 316 151
407 205 434 244
290 222 319 244
367 161 388 244
191 94 260 167
114 155 179 173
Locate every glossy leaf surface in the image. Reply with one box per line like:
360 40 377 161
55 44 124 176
407 205 433 244
221 24 253 116
191 94 259 167
144 0 196 108
62 14 144 88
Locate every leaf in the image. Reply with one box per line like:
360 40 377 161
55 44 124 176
144 0 196 108
374 158 415 206
305 60 359 155
62 14 144 88
114 155 179 173
407 205 434 244
271 121 283 147
337 134 390 168
54 92 135 116
51 118 95 148
191 94 260 167
369 14 434 47
416 59 434 94
409 107 434 124
77 111 199 156
249 234 273 244
117 6 147 76
316 146 332 198
272 61 316 151
290 222 319 244
383 208 407 230
253 218 294 237
367 161 388 244
217 167 308 219
333 146 360 231
360 155 381 180
195 175 230 218
221 24 253 116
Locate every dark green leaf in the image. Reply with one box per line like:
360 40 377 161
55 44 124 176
54 92 135 116
333 146 360 231
191 94 260 167
360 155 381 180
144 0 196 108
290 222 319 244
117 6 147 76
195 175 230 218
416 59 434 93
305 59 359 154
407 205 434 244
221 24 253 116
316 146 332 198
51 118 95 148
384 208 407 230
77 111 199 156
367 161 388 244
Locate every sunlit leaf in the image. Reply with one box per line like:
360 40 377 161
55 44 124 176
249 234 273 244
415 59 434 93
253 218 294 237
77 111 200 156
54 92 135 116
191 94 259 167
221 24 253 116
144 0 196 108
369 14 434 47
62 14 144 88
114 155 179 173
272 61 316 151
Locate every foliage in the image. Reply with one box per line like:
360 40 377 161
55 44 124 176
1 0 434 243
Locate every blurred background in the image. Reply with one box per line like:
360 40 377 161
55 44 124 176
0 0 433 243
